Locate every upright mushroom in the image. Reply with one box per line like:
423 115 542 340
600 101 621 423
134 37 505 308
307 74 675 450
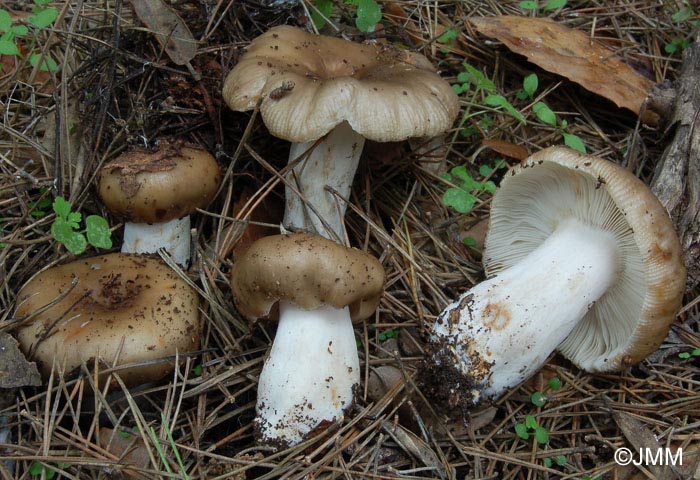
223 25 457 445
222 25 459 238
98 141 221 267
425 147 686 408
232 233 385 446
14 253 200 386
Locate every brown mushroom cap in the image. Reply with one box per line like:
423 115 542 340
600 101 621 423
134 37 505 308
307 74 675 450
231 233 385 322
14 253 200 386
222 25 460 143
484 147 686 371
98 142 221 224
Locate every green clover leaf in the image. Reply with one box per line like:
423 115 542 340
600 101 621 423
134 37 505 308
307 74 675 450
443 188 477 214
86 215 112 249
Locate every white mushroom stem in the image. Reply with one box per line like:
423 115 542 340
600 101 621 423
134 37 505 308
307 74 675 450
256 302 360 446
284 121 365 240
430 218 621 404
121 217 191 267
255 122 366 446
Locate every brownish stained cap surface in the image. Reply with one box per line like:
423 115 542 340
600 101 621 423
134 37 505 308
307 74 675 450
231 233 385 322
484 146 685 371
222 25 460 143
98 142 221 224
14 253 200 386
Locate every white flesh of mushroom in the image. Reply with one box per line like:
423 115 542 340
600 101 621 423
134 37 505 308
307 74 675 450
121 216 191 267
430 217 621 404
256 121 366 445
283 121 366 240
256 303 359 446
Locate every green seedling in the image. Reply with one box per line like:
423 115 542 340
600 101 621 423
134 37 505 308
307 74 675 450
516 73 539 100
350 0 381 32
311 0 333 30
377 328 397 342
311 0 381 33
544 455 568 468
664 3 697 54
515 414 549 444
0 0 59 72
441 164 497 214
582 476 603 480
452 63 525 142
28 187 52 217
516 73 586 152
452 63 497 96
532 101 586 153
672 3 696 22
29 461 71 479
531 376 562 407
665 37 691 54
51 196 112 255
519 0 567 13
462 236 477 247
438 28 458 53
678 348 700 360
192 364 203 376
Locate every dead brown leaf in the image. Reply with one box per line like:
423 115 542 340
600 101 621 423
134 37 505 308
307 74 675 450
458 218 489 251
610 409 676 480
470 16 654 122
382 422 448 479
129 0 196 66
98 428 151 479
481 138 529 161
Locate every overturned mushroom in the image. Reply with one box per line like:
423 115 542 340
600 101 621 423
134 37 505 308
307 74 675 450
222 25 459 239
14 253 200 386
98 141 221 267
231 233 385 446
424 147 686 408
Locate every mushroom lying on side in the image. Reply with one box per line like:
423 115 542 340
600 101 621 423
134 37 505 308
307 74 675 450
98 141 221 267
231 233 385 447
424 147 686 408
14 253 200 386
222 25 459 239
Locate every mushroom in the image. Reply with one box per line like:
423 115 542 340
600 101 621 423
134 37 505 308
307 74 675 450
222 25 459 239
231 233 385 446
425 147 686 408
98 141 221 267
223 24 455 446
13 253 200 386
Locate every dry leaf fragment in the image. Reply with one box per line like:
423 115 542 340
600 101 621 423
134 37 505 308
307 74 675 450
382 422 448 479
99 428 151 479
470 16 654 121
129 0 196 65
610 408 676 480
481 138 529 161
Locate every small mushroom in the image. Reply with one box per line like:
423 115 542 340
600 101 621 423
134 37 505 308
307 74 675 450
231 233 385 447
98 141 221 267
223 25 459 240
425 147 686 408
13 253 200 386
